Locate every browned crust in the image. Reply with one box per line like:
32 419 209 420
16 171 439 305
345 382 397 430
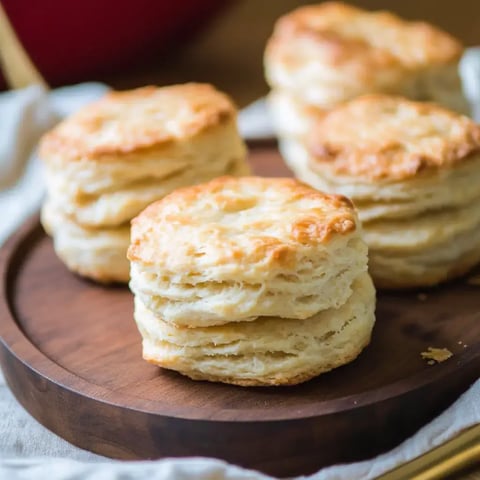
127 176 358 266
266 2 463 72
39 83 236 162
306 95 480 181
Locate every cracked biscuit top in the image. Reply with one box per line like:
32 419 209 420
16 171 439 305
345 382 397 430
266 2 463 81
39 83 236 162
128 176 358 270
307 95 480 181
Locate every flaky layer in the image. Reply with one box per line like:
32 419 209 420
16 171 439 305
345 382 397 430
135 273 376 386
39 83 238 162
44 124 248 227
369 225 480 288
265 3 466 111
41 200 130 283
279 139 480 223
364 200 480 253
130 234 367 326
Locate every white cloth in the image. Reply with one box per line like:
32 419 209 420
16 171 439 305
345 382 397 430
0 83 108 244
0 69 479 479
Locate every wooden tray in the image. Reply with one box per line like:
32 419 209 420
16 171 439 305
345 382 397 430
1 146 479 478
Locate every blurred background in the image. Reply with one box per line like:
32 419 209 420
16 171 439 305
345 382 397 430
2 0 480 106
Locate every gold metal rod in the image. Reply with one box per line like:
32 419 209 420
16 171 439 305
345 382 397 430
377 423 480 480
0 2 48 89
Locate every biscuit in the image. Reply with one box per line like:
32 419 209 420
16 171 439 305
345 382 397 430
128 176 368 327
135 273 376 386
40 84 248 228
265 2 469 141
39 84 249 282
128 176 375 385
281 95 480 287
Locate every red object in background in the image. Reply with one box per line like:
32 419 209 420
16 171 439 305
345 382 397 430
1 0 228 86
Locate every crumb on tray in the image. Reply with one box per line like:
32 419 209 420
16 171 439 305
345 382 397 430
421 347 453 364
417 293 427 301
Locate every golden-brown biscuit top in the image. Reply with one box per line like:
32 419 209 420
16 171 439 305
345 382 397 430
128 176 357 268
307 95 480 181
40 83 236 161
266 2 462 72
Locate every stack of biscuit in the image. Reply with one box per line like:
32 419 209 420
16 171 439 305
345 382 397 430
264 2 469 142
280 95 480 288
40 83 249 283
128 176 376 386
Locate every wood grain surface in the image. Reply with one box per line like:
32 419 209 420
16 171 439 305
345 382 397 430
0 148 479 477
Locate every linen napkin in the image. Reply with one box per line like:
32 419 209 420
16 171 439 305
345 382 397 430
0 83 108 244
0 70 479 479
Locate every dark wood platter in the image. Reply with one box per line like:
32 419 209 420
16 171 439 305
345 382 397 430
0 146 479 477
